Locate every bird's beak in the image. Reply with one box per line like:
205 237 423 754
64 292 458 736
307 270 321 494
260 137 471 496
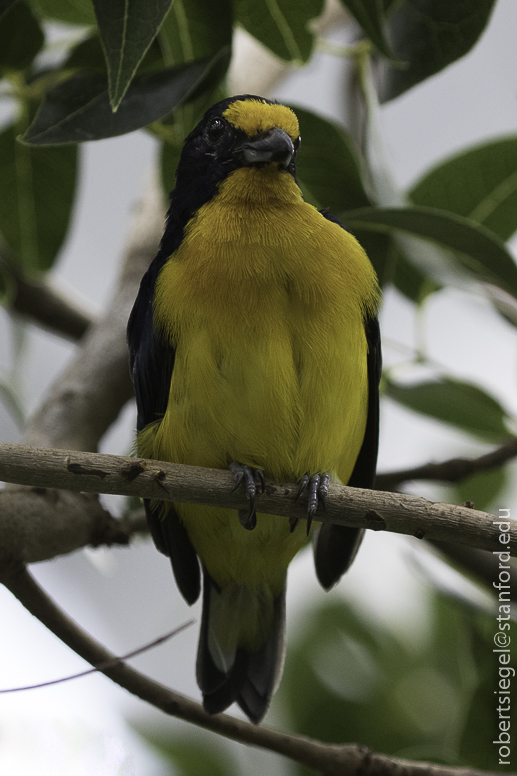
240 127 294 169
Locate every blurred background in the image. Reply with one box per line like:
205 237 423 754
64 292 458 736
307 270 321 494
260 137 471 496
0 0 516 773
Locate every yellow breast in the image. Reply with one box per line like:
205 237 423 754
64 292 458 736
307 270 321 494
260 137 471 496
139 165 378 587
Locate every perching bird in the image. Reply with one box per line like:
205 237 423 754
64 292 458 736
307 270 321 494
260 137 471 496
127 95 381 723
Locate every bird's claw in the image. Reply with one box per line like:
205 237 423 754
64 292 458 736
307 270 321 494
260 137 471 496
296 472 330 535
230 463 265 531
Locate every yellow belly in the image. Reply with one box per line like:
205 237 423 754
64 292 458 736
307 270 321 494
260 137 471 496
138 166 378 591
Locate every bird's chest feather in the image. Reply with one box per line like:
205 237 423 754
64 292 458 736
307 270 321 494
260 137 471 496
150 170 375 482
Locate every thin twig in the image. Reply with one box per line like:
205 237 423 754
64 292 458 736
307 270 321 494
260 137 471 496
0 620 194 693
376 437 517 491
0 561 506 776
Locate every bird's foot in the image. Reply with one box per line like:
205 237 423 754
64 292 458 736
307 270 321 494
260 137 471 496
295 472 330 535
229 463 265 531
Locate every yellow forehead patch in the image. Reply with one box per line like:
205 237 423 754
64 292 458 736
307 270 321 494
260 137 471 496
223 99 299 142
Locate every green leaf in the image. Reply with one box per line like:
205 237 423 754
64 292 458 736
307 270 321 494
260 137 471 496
380 0 497 102
384 377 512 442
340 0 395 59
65 32 168 75
158 0 233 66
63 34 107 71
29 0 96 25
410 136 517 243
91 0 173 111
21 50 229 145
0 0 18 18
293 105 371 212
234 0 324 63
0 1 44 72
342 205 517 297
0 123 77 272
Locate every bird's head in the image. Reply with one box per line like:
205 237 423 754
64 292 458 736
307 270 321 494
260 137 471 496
172 95 301 215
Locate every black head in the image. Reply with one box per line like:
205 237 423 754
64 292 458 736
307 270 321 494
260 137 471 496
170 95 301 222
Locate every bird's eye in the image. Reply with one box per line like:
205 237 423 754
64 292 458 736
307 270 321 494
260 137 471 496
293 136 301 151
205 117 227 144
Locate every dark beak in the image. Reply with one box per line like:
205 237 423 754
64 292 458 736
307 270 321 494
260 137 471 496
241 127 294 169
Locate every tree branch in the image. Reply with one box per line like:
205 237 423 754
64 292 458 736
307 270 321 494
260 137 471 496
22 173 164 452
375 438 517 491
0 247 93 341
0 443 512 563
0 561 506 776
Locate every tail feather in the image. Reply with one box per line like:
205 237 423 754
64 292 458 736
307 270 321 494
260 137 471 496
314 525 364 590
197 569 286 723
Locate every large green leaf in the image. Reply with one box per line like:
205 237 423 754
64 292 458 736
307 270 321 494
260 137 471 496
234 0 324 64
380 0 497 102
384 377 511 442
410 136 517 243
30 0 96 25
0 1 44 72
293 105 371 213
91 0 173 111
340 0 395 59
342 205 517 297
158 0 233 66
21 50 229 145
0 123 78 272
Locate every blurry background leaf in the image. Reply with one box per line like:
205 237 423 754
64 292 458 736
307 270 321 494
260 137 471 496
158 0 233 66
391 246 440 303
0 0 18 16
276 593 485 771
384 377 512 442
22 50 229 145
0 123 77 271
91 0 173 111
454 466 508 513
136 731 239 776
340 0 395 59
29 0 96 25
457 614 515 769
234 0 324 63
294 105 371 212
380 0 498 102
0 1 44 72
410 136 517 242
343 205 517 297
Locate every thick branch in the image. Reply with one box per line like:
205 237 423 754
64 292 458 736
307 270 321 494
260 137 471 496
376 438 517 491
0 562 505 776
0 443 512 561
22 173 163 452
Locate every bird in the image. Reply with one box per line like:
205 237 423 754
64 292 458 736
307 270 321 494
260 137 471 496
127 94 381 724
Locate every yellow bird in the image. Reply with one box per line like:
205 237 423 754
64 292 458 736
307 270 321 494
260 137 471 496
127 95 381 723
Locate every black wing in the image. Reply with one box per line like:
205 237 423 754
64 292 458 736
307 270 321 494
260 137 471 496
127 218 201 606
314 213 382 590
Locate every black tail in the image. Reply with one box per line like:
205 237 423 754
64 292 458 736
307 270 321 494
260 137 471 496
196 570 286 723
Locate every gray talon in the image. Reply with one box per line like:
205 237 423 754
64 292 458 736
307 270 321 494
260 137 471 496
230 463 264 530
297 472 330 535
